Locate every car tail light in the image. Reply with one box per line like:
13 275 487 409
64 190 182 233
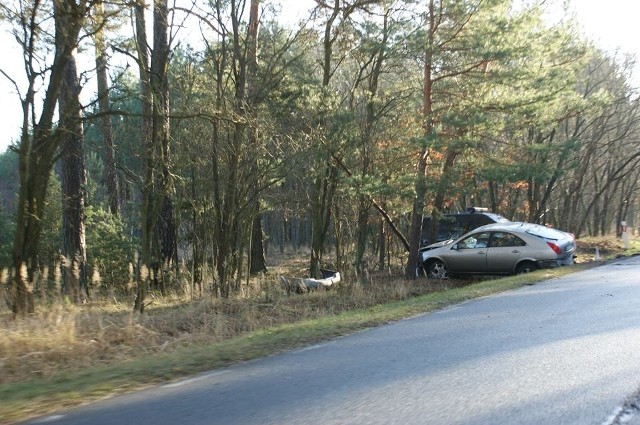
547 242 563 255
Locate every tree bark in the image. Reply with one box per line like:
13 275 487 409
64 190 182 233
11 0 87 315
355 7 388 283
405 0 435 280
59 53 88 303
94 0 121 216
134 0 153 312
309 0 343 279
247 0 267 275
152 0 176 294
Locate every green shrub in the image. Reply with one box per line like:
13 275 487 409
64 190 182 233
85 207 137 293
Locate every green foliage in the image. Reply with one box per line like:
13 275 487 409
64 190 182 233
0 205 14 268
3 0 640 302
85 207 136 291
39 174 62 269
0 150 19 268
0 149 62 270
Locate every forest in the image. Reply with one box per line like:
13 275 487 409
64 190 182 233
1 0 639 315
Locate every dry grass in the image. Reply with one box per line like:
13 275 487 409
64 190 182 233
0 256 475 387
574 236 628 261
0 237 635 388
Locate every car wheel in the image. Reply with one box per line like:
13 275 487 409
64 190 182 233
516 261 537 275
426 260 448 279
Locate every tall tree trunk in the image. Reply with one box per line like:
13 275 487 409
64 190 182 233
247 0 267 275
309 0 342 279
152 0 175 295
11 0 86 315
355 7 388 283
210 59 224 297
134 0 154 312
405 0 435 280
355 200 371 280
310 167 338 278
211 0 252 296
59 53 88 303
94 0 121 216
428 149 459 243
249 213 267 274
190 161 203 297
377 209 387 272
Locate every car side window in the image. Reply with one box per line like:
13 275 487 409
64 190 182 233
458 232 491 249
490 232 526 248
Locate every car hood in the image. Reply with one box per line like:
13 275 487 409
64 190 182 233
420 239 455 252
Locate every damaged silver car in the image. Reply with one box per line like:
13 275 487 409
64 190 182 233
420 222 576 279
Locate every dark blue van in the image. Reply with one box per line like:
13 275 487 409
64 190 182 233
421 207 509 247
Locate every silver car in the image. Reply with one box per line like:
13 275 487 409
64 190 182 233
420 222 576 279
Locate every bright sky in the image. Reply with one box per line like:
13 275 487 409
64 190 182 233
0 0 639 153
569 0 640 73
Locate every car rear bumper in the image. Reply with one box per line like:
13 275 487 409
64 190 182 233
538 255 574 269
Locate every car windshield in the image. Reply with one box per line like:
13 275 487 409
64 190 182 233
525 225 566 241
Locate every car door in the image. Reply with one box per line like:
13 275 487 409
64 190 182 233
486 232 526 273
446 232 490 273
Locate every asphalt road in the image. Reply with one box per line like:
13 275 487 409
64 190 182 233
25 256 640 425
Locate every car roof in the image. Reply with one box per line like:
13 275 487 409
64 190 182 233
475 221 527 230
473 222 539 231
472 222 571 238
441 212 508 220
